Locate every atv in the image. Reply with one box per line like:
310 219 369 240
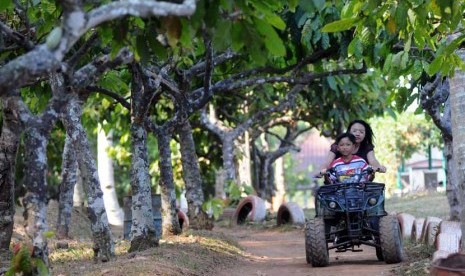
305 167 404 267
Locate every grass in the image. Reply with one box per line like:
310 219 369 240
384 191 449 219
49 229 245 276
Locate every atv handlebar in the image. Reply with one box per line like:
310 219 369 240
320 166 383 184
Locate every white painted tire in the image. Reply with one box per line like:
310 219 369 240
425 221 440 246
397 213 415 240
411 218 425 242
436 232 460 253
421 216 442 243
276 202 305 226
439 221 462 239
231 195 266 226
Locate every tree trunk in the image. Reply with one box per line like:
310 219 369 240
22 90 65 265
56 134 78 239
222 136 237 184
237 131 252 186
98 125 123 226
62 96 114 262
73 168 85 208
257 157 271 199
449 49 465 251
215 169 226 199
0 95 23 263
178 120 212 230
128 123 158 252
444 136 460 221
22 122 51 265
272 157 286 212
157 130 182 236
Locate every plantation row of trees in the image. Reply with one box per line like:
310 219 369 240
2 0 465 272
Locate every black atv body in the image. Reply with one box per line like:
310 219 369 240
305 168 404 267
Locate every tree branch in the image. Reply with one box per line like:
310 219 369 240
86 86 130 109
0 0 196 93
0 18 34 51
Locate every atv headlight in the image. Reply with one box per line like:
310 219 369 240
368 197 377 206
329 201 337 209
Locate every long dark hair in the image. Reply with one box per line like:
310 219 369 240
347 119 374 147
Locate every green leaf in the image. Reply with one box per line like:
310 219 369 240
251 1 286 30
400 52 409 70
411 60 423 81
231 23 245 51
322 18 359 32
300 0 315 13
341 0 363 18
136 35 151 64
383 54 393 73
426 56 443 76
133 17 145 29
0 0 12 11
348 37 362 58
288 0 299 12
394 2 409 30
254 19 286 57
212 19 232 51
312 0 326 10
147 33 168 60
327 76 337 90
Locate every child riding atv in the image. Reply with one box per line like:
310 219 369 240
306 133 404 267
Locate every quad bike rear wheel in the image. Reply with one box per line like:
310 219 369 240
305 218 329 267
379 215 404 264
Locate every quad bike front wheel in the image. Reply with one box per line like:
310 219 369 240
305 218 329 267
379 215 404 264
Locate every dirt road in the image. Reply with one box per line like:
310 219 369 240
218 226 401 276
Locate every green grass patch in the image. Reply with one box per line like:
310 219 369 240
384 191 449 219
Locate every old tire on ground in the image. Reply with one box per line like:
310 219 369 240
397 213 415 240
421 216 442 243
436 232 461 253
306 218 329 267
411 218 425 242
425 221 440 246
379 215 404 264
231 195 266 226
439 221 462 237
277 202 305 226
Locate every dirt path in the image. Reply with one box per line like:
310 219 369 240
217 226 401 276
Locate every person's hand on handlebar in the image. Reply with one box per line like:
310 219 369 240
372 166 386 173
315 169 327 178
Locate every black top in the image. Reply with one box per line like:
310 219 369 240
330 143 374 162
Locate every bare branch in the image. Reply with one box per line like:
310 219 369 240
0 21 34 50
191 66 366 97
87 86 130 109
67 32 99 70
72 47 134 87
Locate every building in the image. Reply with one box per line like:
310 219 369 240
399 146 446 193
